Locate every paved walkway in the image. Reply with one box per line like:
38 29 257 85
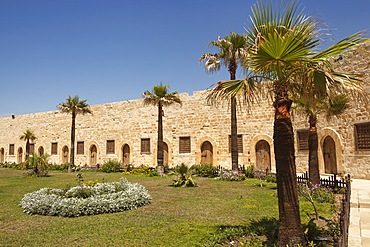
349 179 370 246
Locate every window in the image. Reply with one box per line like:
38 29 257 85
77 141 84 155
228 135 243 153
141 138 150 153
355 122 370 150
29 144 35 153
51 143 58 155
297 130 309 151
106 140 115 154
9 144 14 155
179 137 191 153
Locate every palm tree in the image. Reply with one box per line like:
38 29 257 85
143 83 182 175
292 66 353 185
237 1 370 245
58 95 92 172
199 32 249 172
25 151 49 174
20 130 37 162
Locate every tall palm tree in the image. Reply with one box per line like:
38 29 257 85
199 32 249 172
236 1 369 245
143 83 182 175
58 95 92 172
20 130 37 162
292 66 353 185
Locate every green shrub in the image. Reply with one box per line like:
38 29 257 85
263 173 276 183
101 160 121 173
46 163 70 171
190 163 218 177
243 165 254 178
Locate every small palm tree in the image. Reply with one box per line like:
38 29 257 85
20 130 37 162
58 95 92 172
200 32 249 172
143 83 182 175
25 151 49 174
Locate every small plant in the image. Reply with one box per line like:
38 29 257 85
190 163 219 177
173 163 198 187
101 160 121 173
243 165 254 178
263 172 276 183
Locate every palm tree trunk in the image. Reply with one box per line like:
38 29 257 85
69 111 76 172
230 65 239 172
157 102 164 175
274 97 305 247
25 138 30 162
308 115 320 185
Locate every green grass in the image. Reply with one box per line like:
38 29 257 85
0 168 334 246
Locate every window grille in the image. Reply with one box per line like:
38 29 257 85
141 138 150 153
9 144 14 155
77 141 84 155
179 137 191 153
228 135 243 153
297 130 309 151
51 143 58 155
355 123 370 150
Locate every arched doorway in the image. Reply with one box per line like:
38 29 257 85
323 136 337 174
163 142 169 165
122 144 130 165
201 141 213 165
255 140 271 171
38 146 44 156
62 146 69 164
90 145 97 166
18 147 23 164
0 148 4 163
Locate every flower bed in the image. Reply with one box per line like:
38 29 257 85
20 178 152 217
215 170 246 181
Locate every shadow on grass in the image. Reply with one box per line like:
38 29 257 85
204 216 279 246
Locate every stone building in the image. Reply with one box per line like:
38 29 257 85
1 43 370 179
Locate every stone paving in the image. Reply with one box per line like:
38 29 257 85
349 179 370 247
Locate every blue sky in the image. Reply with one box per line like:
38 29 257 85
1 0 369 117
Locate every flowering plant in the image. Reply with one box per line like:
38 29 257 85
20 177 152 217
216 170 246 181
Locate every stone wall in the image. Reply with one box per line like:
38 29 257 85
1 43 370 178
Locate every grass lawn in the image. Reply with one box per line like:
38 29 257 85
0 168 334 246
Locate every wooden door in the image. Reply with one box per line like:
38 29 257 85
255 140 271 170
201 141 213 165
90 145 97 166
18 147 23 164
163 142 168 165
38 146 44 156
323 136 337 174
123 144 130 165
0 148 4 163
62 146 69 164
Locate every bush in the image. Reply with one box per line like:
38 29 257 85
298 183 335 204
101 160 121 173
46 163 70 171
263 173 276 183
22 170 49 178
20 177 152 217
190 163 219 177
242 165 254 178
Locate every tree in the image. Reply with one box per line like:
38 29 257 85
239 1 369 245
58 95 92 172
20 130 37 162
199 32 249 172
143 83 182 175
25 151 49 174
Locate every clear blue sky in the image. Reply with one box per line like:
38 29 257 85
1 0 369 117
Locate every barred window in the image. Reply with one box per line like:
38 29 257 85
228 135 243 153
297 130 309 151
355 123 370 150
29 144 35 153
141 138 150 153
9 144 15 155
179 137 191 153
51 143 58 155
106 140 115 154
77 141 84 155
